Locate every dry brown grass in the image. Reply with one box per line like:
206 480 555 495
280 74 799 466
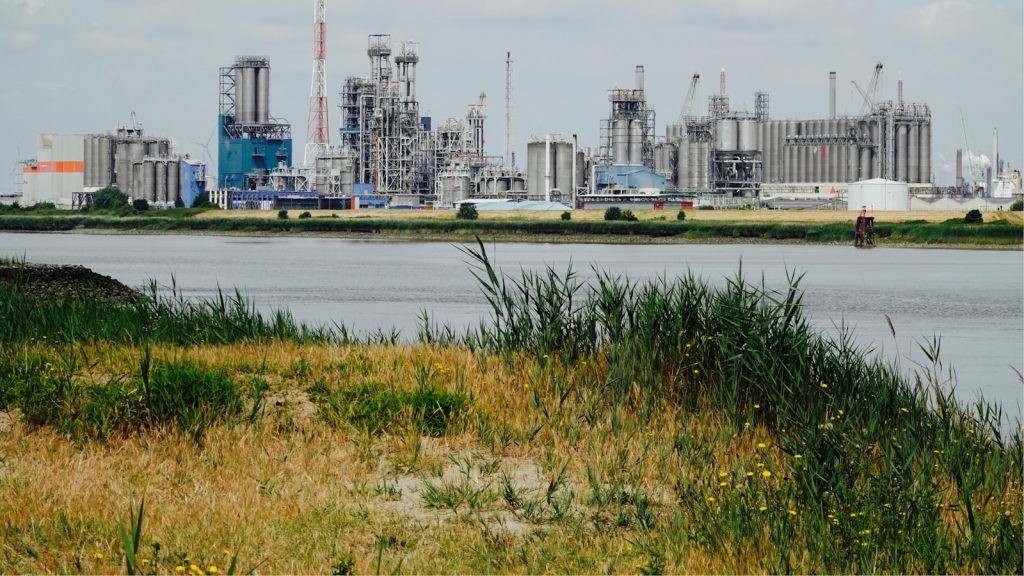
0 341 808 574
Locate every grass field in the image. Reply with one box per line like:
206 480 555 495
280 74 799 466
0 253 1020 574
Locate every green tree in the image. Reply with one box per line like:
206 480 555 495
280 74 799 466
132 199 150 212
1010 199 1023 211
560 211 571 221
676 209 686 221
964 209 983 224
277 209 289 220
456 203 479 220
604 206 623 221
92 187 128 210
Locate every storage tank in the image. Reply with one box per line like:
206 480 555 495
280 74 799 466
496 178 511 195
84 137 94 187
612 119 628 164
115 141 129 191
155 161 167 203
896 124 908 182
255 65 270 124
920 122 931 183
511 176 526 191
687 139 698 188
554 141 574 194
699 142 710 188
437 168 472 206
627 120 643 165
654 143 673 178
715 119 738 151
238 66 257 124
527 141 544 196
167 161 180 204
907 123 920 183
738 120 757 151
98 137 111 187
132 162 143 201
143 159 156 202
676 138 690 189
847 178 909 210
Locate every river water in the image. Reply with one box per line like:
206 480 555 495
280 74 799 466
2 232 1021 422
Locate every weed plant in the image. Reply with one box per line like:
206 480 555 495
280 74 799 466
416 239 1023 573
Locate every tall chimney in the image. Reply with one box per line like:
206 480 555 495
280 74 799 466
829 71 837 119
993 128 999 179
635 65 644 92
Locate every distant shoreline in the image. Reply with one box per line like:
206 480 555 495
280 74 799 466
0 213 1020 250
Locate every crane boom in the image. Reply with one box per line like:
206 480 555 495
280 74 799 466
850 80 871 110
960 109 978 185
860 62 883 115
677 73 700 124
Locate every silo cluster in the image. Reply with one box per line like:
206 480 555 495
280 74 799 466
612 119 645 165
233 57 272 125
527 137 584 200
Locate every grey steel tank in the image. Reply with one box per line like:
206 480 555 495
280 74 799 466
554 141 574 193
142 160 156 202
526 141 546 196
676 139 689 189
896 124 909 182
627 120 643 165
114 141 129 191
612 120 628 164
920 121 931 183
256 65 270 124
687 140 698 188
97 137 111 187
907 123 920 183
168 161 180 203
511 175 526 191
155 161 167 203
132 163 143 201
496 177 510 195
238 66 257 124
737 120 757 152
715 119 738 151
83 137 94 187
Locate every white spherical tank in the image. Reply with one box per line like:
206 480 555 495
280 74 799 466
847 178 910 211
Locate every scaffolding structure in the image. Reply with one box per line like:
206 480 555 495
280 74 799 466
600 83 655 168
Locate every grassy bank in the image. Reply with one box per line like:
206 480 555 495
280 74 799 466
0 251 1020 573
0 212 1021 247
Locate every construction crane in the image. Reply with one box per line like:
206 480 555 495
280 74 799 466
960 109 981 187
677 73 700 123
856 62 883 115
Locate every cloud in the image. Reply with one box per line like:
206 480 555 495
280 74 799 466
4 30 36 48
2 0 45 16
911 0 979 36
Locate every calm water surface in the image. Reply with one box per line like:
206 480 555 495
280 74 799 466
3 232 1021 422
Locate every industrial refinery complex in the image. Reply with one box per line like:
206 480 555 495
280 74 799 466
11 1 1021 212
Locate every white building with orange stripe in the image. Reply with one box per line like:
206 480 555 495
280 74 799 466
21 133 85 207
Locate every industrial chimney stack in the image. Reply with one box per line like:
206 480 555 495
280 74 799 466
829 71 836 119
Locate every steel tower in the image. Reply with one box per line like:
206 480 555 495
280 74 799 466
304 0 329 166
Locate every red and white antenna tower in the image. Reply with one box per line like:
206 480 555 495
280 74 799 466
304 0 329 165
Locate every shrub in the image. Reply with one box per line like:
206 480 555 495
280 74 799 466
561 211 571 221
605 206 638 222
277 209 289 220
92 186 128 210
190 192 218 209
1010 199 1023 211
298 211 312 219
964 209 983 224
132 199 149 212
456 203 479 220
676 209 686 221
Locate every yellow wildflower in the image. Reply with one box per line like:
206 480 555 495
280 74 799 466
746 471 754 477
794 454 803 459
788 509 797 516
176 567 185 573
820 383 828 389
94 553 104 560
756 442 767 449
719 481 728 487
208 567 218 574
761 470 772 478
758 505 768 511
718 471 728 478
707 496 716 502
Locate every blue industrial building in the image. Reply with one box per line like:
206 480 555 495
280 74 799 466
218 56 292 190
179 158 207 207
595 165 666 193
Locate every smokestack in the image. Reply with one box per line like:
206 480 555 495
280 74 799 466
955 149 963 191
635 65 644 92
720 68 726 96
993 128 999 179
829 71 836 119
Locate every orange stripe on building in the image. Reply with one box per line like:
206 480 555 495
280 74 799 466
22 161 84 174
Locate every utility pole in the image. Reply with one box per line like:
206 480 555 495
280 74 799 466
304 0 329 166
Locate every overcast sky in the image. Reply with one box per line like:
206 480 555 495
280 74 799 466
1 0 1021 192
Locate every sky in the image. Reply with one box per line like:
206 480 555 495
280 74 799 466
1 0 1021 192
